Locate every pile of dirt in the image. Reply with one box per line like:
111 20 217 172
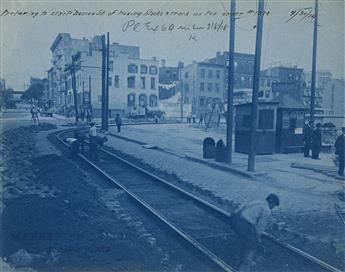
0 125 170 271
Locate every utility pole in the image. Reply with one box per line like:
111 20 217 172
71 56 79 123
105 32 110 130
180 68 184 123
226 0 236 164
82 81 85 108
310 0 319 126
248 0 265 171
101 34 107 131
88 75 92 107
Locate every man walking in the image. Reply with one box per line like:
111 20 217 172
230 194 280 272
335 127 345 176
115 114 122 132
311 123 322 159
303 122 313 157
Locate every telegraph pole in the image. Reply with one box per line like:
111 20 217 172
105 32 110 130
88 75 92 107
71 56 79 123
248 0 265 171
310 0 319 126
101 34 107 131
180 68 184 123
226 0 236 164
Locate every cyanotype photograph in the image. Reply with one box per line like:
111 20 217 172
0 0 344 271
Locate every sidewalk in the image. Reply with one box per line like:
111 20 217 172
107 123 342 181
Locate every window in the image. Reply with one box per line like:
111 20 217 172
140 77 146 89
139 94 147 107
289 118 297 130
267 79 271 87
149 95 157 107
127 94 135 106
207 83 212 92
201 69 205 78
183 83 189 93
128 64 138 73
184 97 189 103
200 82 205 91
216 70 220 79
128 76 135 88
114 75 119 88
259 91 264 97
207 97 213 105
185 72 189 79
149 65 158 75
215 83 220 92
208 69 213 78
150 77 156 89
141 65 148 74
199 97 206 107
109 61 114 72
258 109 274 129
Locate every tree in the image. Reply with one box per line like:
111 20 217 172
21 83 44 101
0 88 15 108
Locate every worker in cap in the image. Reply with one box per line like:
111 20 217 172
230 193 280 272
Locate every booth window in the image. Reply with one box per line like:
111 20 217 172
258 109 274 129
289 118 297 130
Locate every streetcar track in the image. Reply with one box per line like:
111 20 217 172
56 129 342 272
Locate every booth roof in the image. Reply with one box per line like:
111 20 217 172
271 93 308 110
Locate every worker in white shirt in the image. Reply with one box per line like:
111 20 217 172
230 193 280 272
88 122 98 161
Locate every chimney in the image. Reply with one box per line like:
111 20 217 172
216 51 221 64
178 61 184 68
161 59 166 67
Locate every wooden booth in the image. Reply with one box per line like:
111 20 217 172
235 94 307 155
272 94 308 153
235 102 278 155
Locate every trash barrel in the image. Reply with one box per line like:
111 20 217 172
203 137 216 159
215 139 227 162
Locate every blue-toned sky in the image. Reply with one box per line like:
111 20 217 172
1 0 344 89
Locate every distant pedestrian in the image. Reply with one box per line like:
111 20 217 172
154 114 159 124
303 122 313 157
192 113 196 123
115 114 122 132
80 108 85 122
32 106 39 124
311 123 322 159
335 127 345 176
75 131 86 152
230 194 280 272
199 115 204 124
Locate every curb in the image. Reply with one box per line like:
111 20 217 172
108 132 261 179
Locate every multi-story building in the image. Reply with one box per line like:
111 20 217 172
49 33 158 116
49 33 140 107
263 65 304 102
206 51 278 103
64 50 159 117
158 59 181 100
322 79 345 128
181 61 225 115
302 70 332 110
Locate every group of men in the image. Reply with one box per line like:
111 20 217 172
303 122 322 159
303 122 345 176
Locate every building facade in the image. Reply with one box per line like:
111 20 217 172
64 50 159 117
158 60 181 100
181 62 225 115
49 33 159 116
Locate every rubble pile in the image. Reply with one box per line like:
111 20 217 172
1 124 170 271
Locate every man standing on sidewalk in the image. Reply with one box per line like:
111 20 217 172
115 114 122 132
312 123 322 159
230 194 280 272
335 127 345 176
303 122 313 157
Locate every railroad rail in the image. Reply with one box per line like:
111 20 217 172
56 128 342 272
